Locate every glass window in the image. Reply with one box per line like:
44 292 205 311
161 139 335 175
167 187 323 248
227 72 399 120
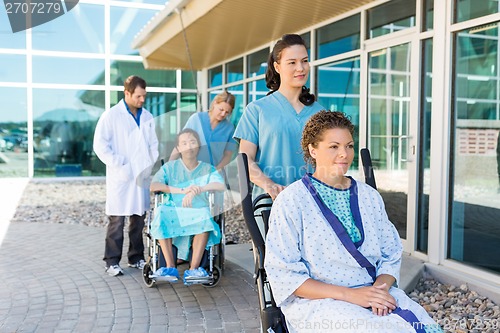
247 79 268 104
110 60 176 88
316 57 361 168
449 23 500 274
33 88 105 177
110 6 159 55
209 65 223 88
226 58 244 84
211 85 244 127
247 48 268 78
0 11 25 48
180 93 198 127
32 3 104 53
455 24 498 120
368 43 411 239
367 0 416 39
455 0 500 23
301 32 311 59
33 56 105 85
423 0 434 31
0 88 28 177
316 14 360 59
417 39 433 253
0 54 26 82
182 70 197 89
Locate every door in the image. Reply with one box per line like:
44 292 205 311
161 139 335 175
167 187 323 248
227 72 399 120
366 41 419 252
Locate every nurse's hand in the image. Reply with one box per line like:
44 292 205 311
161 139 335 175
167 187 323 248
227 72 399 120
182 192 195 207
264 183 286 200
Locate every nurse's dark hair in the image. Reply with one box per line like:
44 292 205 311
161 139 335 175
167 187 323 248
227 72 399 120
265 34 315 106
176 128 201 147
301 110 355 167
124 75 146 93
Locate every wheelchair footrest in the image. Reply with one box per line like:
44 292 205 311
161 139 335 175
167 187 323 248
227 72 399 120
149 274 179 283
183 276 213 285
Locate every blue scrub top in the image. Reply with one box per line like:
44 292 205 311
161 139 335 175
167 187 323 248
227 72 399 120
184 112 236 166
233 91 324 197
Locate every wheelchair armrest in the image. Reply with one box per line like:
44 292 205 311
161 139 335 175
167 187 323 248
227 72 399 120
252 193 272 212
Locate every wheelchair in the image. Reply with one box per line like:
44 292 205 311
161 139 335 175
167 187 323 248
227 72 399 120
142 189 225 288
236 148 377 332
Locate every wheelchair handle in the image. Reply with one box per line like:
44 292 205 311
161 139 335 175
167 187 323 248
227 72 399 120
252 193 272 210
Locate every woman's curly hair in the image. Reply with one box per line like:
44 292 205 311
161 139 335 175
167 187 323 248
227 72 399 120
301 110 355 167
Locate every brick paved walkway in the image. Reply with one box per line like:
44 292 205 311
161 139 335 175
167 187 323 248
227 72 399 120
0 222 260 333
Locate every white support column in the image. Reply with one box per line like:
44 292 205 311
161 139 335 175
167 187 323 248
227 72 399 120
26 28 33 178
427 0 452 265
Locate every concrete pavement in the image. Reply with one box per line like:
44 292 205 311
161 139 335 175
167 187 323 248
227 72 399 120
0 222 260 333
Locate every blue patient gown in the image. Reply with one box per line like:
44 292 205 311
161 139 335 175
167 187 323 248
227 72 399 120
150 159 223 260
264 178 443 333
233 91 324 198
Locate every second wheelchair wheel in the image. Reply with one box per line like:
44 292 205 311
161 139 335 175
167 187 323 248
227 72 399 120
202 265 221 288
142 261 156 288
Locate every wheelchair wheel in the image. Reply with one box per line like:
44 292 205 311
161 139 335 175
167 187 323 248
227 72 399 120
142 261 155 288
202 265 221 288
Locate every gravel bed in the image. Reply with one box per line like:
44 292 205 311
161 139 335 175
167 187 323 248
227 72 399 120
11 180 499 333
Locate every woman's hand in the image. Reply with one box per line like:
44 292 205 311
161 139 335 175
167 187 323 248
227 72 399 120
184 185 202 196
345 283 397 316
182 191 195 207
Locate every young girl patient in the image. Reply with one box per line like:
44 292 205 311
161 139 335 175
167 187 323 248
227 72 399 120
150 128 225 284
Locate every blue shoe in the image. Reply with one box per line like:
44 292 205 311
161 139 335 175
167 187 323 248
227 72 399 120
152 267 179 282
183 267 209 285
196 267 208 277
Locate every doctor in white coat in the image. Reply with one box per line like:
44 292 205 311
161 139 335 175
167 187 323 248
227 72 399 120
93 75 159 277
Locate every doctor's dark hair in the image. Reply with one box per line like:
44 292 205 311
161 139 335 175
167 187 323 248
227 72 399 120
176 128 201 147
301 110 355 167
124 75 147 93
265 34 315 106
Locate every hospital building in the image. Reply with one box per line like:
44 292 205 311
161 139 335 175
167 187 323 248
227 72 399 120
0 0 499 301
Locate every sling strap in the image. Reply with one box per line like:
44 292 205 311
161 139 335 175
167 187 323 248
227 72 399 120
302 174 376 281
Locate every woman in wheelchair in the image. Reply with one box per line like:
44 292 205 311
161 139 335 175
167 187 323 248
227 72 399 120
264 111 442 332
149 128 225 284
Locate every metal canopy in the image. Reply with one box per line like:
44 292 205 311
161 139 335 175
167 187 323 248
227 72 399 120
132 0 377 70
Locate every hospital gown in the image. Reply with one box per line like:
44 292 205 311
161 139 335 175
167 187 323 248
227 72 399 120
264 177 443 333
151 159 223 260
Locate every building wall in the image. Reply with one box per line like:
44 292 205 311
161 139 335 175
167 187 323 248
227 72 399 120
0 0 198 178
1 0 499 283
203 0 500 282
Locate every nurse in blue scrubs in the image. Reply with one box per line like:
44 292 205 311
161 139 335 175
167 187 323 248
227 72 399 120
233 34 325 200
171 91 237 171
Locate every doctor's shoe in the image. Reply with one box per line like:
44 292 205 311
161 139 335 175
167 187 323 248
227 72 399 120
106 264 124 277
128 259 146 269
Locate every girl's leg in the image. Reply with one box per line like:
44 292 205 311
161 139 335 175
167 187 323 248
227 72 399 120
189 232 209 270
158 238 176 268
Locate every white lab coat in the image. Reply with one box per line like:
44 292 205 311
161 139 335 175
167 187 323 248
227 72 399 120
93 99 159 216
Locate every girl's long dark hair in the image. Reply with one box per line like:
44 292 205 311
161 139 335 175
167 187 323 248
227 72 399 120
265 34 315 106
